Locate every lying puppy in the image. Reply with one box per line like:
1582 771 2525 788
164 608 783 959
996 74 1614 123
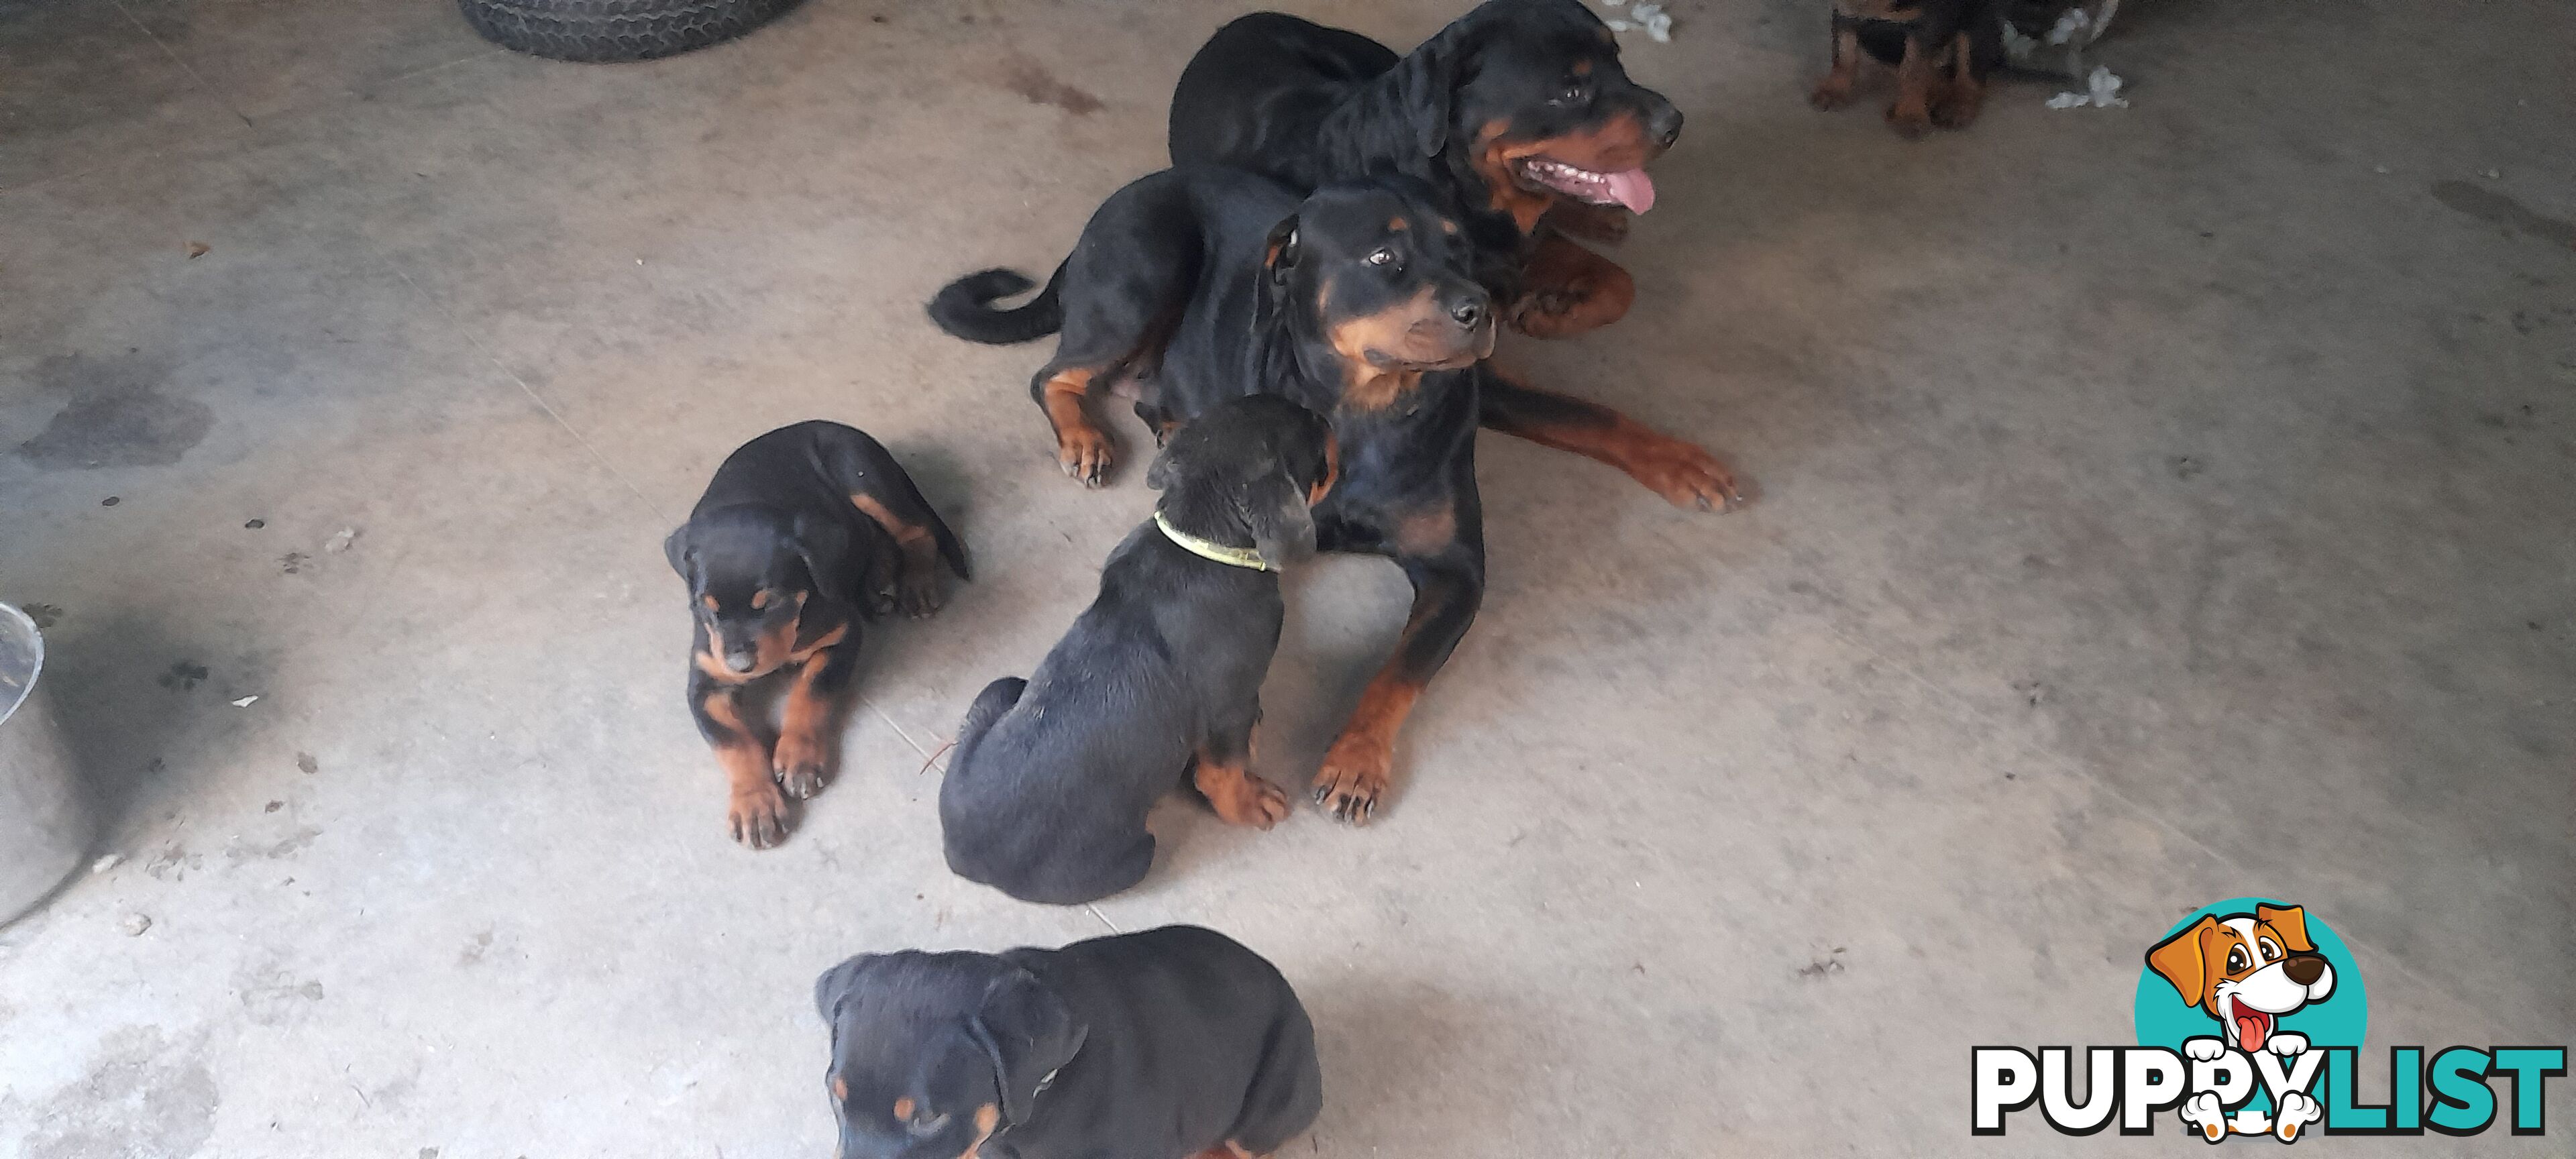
1167 0 1682 339
814 925 1322 1159
941 396 1336 905
665 421 967 848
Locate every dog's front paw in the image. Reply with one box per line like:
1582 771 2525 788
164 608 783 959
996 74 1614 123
772 733 830 801
1809 78 1854 111
729 783 792 850
898 570 947 618
2182 1036 2229 1062
1311 736 1393 825
2273 1091 2322 1142
2268 1032 2308 1058
1625 433 1743 512
1886 102 1933 140
1055 426 1116 488
2177 1093 2227 1144
1212 773 1291 830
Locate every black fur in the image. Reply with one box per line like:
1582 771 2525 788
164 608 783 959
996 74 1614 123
930 264 1068 346
814 926 1322 1159
667 421 967 848
942 396 1336 905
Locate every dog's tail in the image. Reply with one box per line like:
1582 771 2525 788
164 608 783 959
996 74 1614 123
949 676 1027 770
928 264 1065 345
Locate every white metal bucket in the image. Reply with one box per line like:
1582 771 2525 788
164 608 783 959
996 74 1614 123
0 603 92 924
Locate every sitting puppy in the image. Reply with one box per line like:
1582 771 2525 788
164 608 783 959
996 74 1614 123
941 396 1336 905
814 925 1322 1159
666 421 967 849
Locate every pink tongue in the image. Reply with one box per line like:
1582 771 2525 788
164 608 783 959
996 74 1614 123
2236 1012 2268 1052
1603 168 1657 214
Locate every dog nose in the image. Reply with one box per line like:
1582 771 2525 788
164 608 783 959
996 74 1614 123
1449 298 1487 328
1647 102 1684 148
722 649 758 673
2282 954 2326 985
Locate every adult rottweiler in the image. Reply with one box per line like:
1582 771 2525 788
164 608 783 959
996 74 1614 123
941 168 1521 821
942 396 1338 904
665 421 968 848
1809 0 2030 137
1167 0 1680 341
814 925 1322 1159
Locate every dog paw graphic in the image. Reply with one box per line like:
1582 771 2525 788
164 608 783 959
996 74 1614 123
2178 1093 2228 1144
2182 1036 2228 1062
2273 1091 2323 1142
2268 1032 2308 1058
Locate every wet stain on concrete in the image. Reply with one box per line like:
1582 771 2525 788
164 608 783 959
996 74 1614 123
13 353 213 470
20 1026 219 1159
997 53 1103 115
235 962 327 1026
2432 181 2576 250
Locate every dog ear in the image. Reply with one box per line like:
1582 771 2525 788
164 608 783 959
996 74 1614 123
966 967 1087 1127
1239 459 1319 567
1261 215 1302 287
792 511 859 607
2145 916 2218 1008
2255 904 2314 954
812 953 885 1026
1146 437 1185 492
663 524 696 582
1390 17 1474 156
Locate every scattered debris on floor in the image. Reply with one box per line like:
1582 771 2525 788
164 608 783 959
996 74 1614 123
2012 679 2049 707
1798 946 1849 979
264 800 283 813
100 496 119 506
144 844 200 881
2000 0 2119 78
231 695 260 708
1599 0 1672 42
185 241 209 260
119 914 152 936
2046 65 2129 109
2169 455 2204 480
21 602 62 628
90 854 121 874
323 527 359 554
244 518 265 529
281 551 309 574
297 752 319 775
159 661 209 690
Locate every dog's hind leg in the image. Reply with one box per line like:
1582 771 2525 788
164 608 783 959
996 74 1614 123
1887 32 1937 137
1931 30 1986 128
1809 15 1862 110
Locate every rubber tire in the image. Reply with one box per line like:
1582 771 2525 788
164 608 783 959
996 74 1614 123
457 0 804 63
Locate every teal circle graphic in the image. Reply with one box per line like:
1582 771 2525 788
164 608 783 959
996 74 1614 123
2133 897 2369 1113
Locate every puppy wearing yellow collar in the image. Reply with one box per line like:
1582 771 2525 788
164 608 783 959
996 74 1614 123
941 396 1336 905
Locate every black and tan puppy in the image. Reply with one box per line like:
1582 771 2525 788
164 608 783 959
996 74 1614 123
941 396 1336 905
1811 0 2081 136
1167 0 1679 340
666 421 967 849
814 925 1322 1159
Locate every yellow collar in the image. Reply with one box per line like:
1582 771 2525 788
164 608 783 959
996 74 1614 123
1153 510 1272 571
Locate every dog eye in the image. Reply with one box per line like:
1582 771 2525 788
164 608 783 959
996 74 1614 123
1364 247 1396 267
2258 938 2281 962
2226 947 2248 972
1556 82 1588 105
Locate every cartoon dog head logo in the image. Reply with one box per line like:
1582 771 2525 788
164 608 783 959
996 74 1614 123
2146 903 2337 1057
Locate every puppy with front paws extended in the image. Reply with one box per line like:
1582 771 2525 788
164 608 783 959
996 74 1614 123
941 396 1336 905
2147 903 2338 1143
667 421 967 849
813 925 1322 1159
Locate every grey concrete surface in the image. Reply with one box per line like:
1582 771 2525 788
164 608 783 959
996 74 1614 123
1 0 2569 1154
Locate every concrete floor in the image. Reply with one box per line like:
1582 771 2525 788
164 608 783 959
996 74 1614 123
1 0 2569 1154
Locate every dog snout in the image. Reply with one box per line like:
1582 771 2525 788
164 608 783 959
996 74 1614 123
722 646 759 673
2282 954 2326 987
1447 294 1487 329
1642 95 1683 149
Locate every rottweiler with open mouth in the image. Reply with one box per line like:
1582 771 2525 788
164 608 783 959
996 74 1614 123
1167 0 1680 342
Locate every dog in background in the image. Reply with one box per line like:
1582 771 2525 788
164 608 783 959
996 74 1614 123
665 421 967 848
941 396 1336 904
2145 902 2337 1142
813 925 1322 1159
